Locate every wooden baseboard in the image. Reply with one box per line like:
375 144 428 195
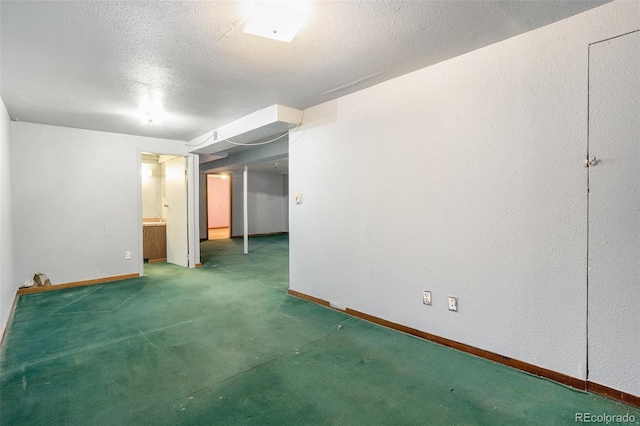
17 273 140 295
588 381 640 408
148 258 166 264
287 289 586 392
195 263 202 268
344 307 586 390
288 289 330 307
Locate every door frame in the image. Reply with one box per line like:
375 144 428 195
137 149 200 273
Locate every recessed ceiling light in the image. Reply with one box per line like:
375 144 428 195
242 0 311 43
137 95 165 126
140 112 159 126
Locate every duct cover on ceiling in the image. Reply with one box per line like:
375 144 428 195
188 104 303 155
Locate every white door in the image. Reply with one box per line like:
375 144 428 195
587 31 639 396
165 156 189 267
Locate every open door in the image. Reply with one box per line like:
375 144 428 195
165 156 189 267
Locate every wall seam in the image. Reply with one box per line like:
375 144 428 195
585 42 591 383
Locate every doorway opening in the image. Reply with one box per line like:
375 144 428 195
141 153 189 268
206 173 232 240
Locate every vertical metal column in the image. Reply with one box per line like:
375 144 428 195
243 164 248 254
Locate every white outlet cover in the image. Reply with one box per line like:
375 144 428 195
448 296 457 312
422 291 431 305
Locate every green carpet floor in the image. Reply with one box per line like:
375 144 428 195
1 235 638 425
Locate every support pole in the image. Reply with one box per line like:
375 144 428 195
243 164 248 254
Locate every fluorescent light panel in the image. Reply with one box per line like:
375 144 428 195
242 1 310 43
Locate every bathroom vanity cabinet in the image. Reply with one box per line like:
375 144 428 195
142 223 166 263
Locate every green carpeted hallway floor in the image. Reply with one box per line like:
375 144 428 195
1 235 638 425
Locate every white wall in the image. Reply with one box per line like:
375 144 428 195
0 97 15 336
290 1 639 390
141 163 162 218
232 170 287 237
11 122 191 286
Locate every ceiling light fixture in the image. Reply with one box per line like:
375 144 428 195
137 95 165 126
140 112 158 126
242 0 311 43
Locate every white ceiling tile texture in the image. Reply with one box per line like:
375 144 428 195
0 1 607 141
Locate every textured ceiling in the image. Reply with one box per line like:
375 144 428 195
0 0 608 142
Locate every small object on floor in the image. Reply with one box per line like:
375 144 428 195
337 324 342 330
33 273 51 287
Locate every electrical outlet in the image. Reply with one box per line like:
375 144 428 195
422 291 432 305
448 296 457 312
125 251 131 260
